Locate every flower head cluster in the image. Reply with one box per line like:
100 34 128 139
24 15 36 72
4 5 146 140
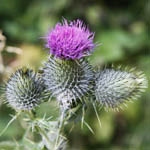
0 18 148 150
43 19 95 60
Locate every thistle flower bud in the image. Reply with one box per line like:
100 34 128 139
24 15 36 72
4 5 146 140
94 68 148 108
42 56 94 111
5 67 46 111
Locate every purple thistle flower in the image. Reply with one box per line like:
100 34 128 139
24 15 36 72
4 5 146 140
42 19 96 59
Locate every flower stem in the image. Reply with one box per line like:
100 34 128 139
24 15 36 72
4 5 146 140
55 111 66 149
25 110 52 149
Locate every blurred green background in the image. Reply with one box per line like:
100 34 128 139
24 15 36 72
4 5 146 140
0 0 149 149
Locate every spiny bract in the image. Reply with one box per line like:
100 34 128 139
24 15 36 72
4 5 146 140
5 67 46 110
42 56 94 111
94 68 148 108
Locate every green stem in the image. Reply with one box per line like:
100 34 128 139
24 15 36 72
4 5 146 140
55 111 66 149
25 110 52 149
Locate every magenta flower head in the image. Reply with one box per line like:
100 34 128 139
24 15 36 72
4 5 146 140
43 19 96 59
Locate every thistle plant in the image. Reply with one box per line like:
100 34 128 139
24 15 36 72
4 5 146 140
0 19 148 150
